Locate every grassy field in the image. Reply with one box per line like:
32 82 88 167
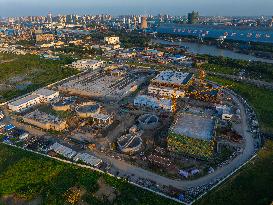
0 53 77 102
198 55 273 82
0 143 180 205
196 140 273 205
208 76 273 134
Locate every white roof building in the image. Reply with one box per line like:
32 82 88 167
71 59 104 70
148 85 185 98
151 70 193 87
134 95 173 112
50 142 77 159
73 153 102 167
8 94 41 112
8 88 59 112
34 88 59 102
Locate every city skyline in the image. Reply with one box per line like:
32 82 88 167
0 0 273 17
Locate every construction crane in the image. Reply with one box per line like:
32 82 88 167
198 68 207 86
170 89 185 113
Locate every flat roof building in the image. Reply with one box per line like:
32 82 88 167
71 59 104 71
22 109 67 131
151 70 194 88
73 153 102 167
134 95 173 112
34 88 59 102
8 94 41 112
8 88 59 112
148 71 192 98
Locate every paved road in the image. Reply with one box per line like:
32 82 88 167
91 89 255 190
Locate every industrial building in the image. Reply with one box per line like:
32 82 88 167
148 70 193 98
148 86 185 98
50 142 77 159
168 113 216 159
73 153 102 167
8 95 41 112
8 88 59 112
52 98 75 111
90 113 113 126
134 95 173 112
34 88 60 102
22 109 67 131
71 59 104 70
58 69 147 101
151 71 194 88
76 101 113 126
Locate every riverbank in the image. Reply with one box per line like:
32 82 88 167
152 38 273 64
156 31 273 60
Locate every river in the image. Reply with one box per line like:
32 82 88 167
153 39 273 64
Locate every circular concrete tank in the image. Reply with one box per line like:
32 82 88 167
76 101 100 118
138 114 159 130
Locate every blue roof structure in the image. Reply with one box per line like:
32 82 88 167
5 124 15 131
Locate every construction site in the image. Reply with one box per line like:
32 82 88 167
57 67 151 102
3 65 245 181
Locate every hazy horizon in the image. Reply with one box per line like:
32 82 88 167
0 0 273 17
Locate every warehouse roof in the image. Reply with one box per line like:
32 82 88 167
152 70 193 86
9 94 40 107
34 88 58 97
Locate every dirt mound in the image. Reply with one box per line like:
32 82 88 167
0 195 42 205
93 177 120 203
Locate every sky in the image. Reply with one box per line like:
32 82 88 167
0 0 273 17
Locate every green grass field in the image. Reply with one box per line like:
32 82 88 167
0 53 77 102
198 55 273 82
0 143 180 205
208 76 273 134
195 140 273 205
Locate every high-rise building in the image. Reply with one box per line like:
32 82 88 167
47 12 52 24
141 16 148 29
269 16 273 27
134 16 137 29
188 11 199 24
